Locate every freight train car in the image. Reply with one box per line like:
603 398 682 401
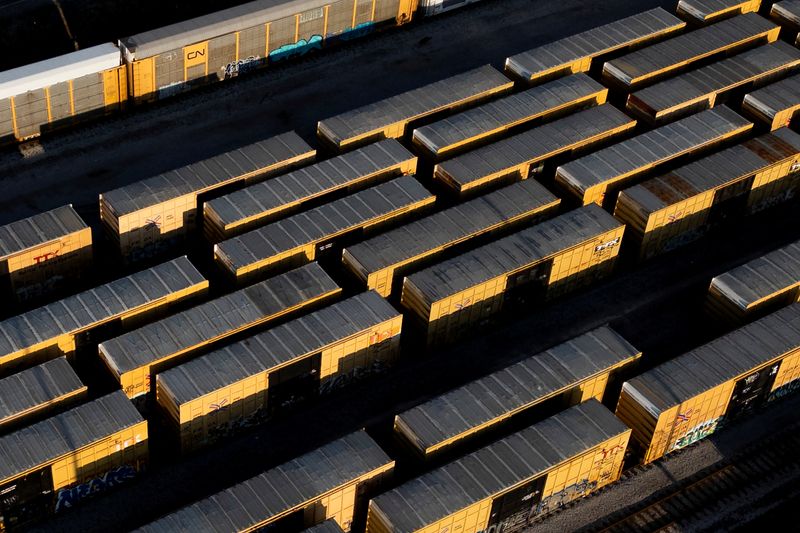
137 430 393 532
676 0 762 25
204 139 417 242
0 205 92 304
367 400 631 533
99 263 341 400
0 256 207 373
394 326 640 461
0 392 147 530
156 291 401 452
304 520 345 533
411 74 608 160
707 239 800 322
602 13 779 90
504 8 685 84
317 65 513 151
555 107 753 208
614 128 800 260
626 41 800 125
119 0 420 102
771 1 800 42
401 205 624 347
0 44 127 142
100 131 314 262
616 303 800 464
214 176 435 283
342 179 560 298
0 357 86 433
433 104 636 197
742 73 800 130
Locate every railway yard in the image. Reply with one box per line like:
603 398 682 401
1 0 800 532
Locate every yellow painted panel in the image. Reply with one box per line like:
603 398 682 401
184 41 209 70
131 58 156 98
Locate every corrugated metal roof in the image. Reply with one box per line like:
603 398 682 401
772 1 800 26
0 205 87 260
556 107 752 197
0 391 144 482
504 8 685 81
0 357 85 427
205 139 415 231
743 73 800 121
677 0 759 22
0 257 206 359
343 179 559 277
137 430 391 533
98 263 338 377
412 74 606 156
629 42 800 117
120 0 330 59
710 240 800 311
302 520 344 533
604 13 777 87
317 65 512 146
405 205 622 304
157 291 399 405
623 303 800 417
435 104 634 191
619 128 800 213
215 176 433 273
101 132 313 217
396 327 639 452
371 400 628 531
0 44 120 100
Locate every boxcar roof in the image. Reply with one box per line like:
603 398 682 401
744 73 800 120
604 13 777 86
413 74 606 155
137 430 391 532
372 400 628 531
504 8 684 80
101 132 313 216
436 104 634 190
0 205 87 260
620 128 800 213
623 303 800 417
711 240 800 310
631 42 800 115
157 291 399 405
317 65 512 146
99 263 338 375
215 176 433 271
205 139 414 229
678 0 759 22
397 327 639 452
120 0 330 59
0 44 120 101
557 107 752 195
772 1 800 26
0 357 85 425
0 391 143 481
0 257 206 358
406 205 622 303
344 179 559 275
301 520 344 533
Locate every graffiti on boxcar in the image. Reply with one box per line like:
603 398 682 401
768 378 800 402
222 56 261 78
269 35 323 62
749 187 797 213
338 22 376 41
672 416 722 451
54 465 137 512
318 360 388 396
595 443 625 481
535 479 598 516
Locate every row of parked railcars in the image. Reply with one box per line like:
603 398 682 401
742 72 800 129
676 0 762 25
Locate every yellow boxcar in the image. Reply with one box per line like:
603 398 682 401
0 256 207 373
342 179 560 298
707 239 800 323
99 131 314 262
614 128 800 261
0 44 125 142
616 303 800 464
401 205 624 348
137 431 393 532
504 8 686 84
556 106 753 208
156 291 401 452
368 400 630 533
742 73 800 130
0 392 147 530
770 1 800 41
676 0 762 25
0 205 92 304
394 326 640 461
